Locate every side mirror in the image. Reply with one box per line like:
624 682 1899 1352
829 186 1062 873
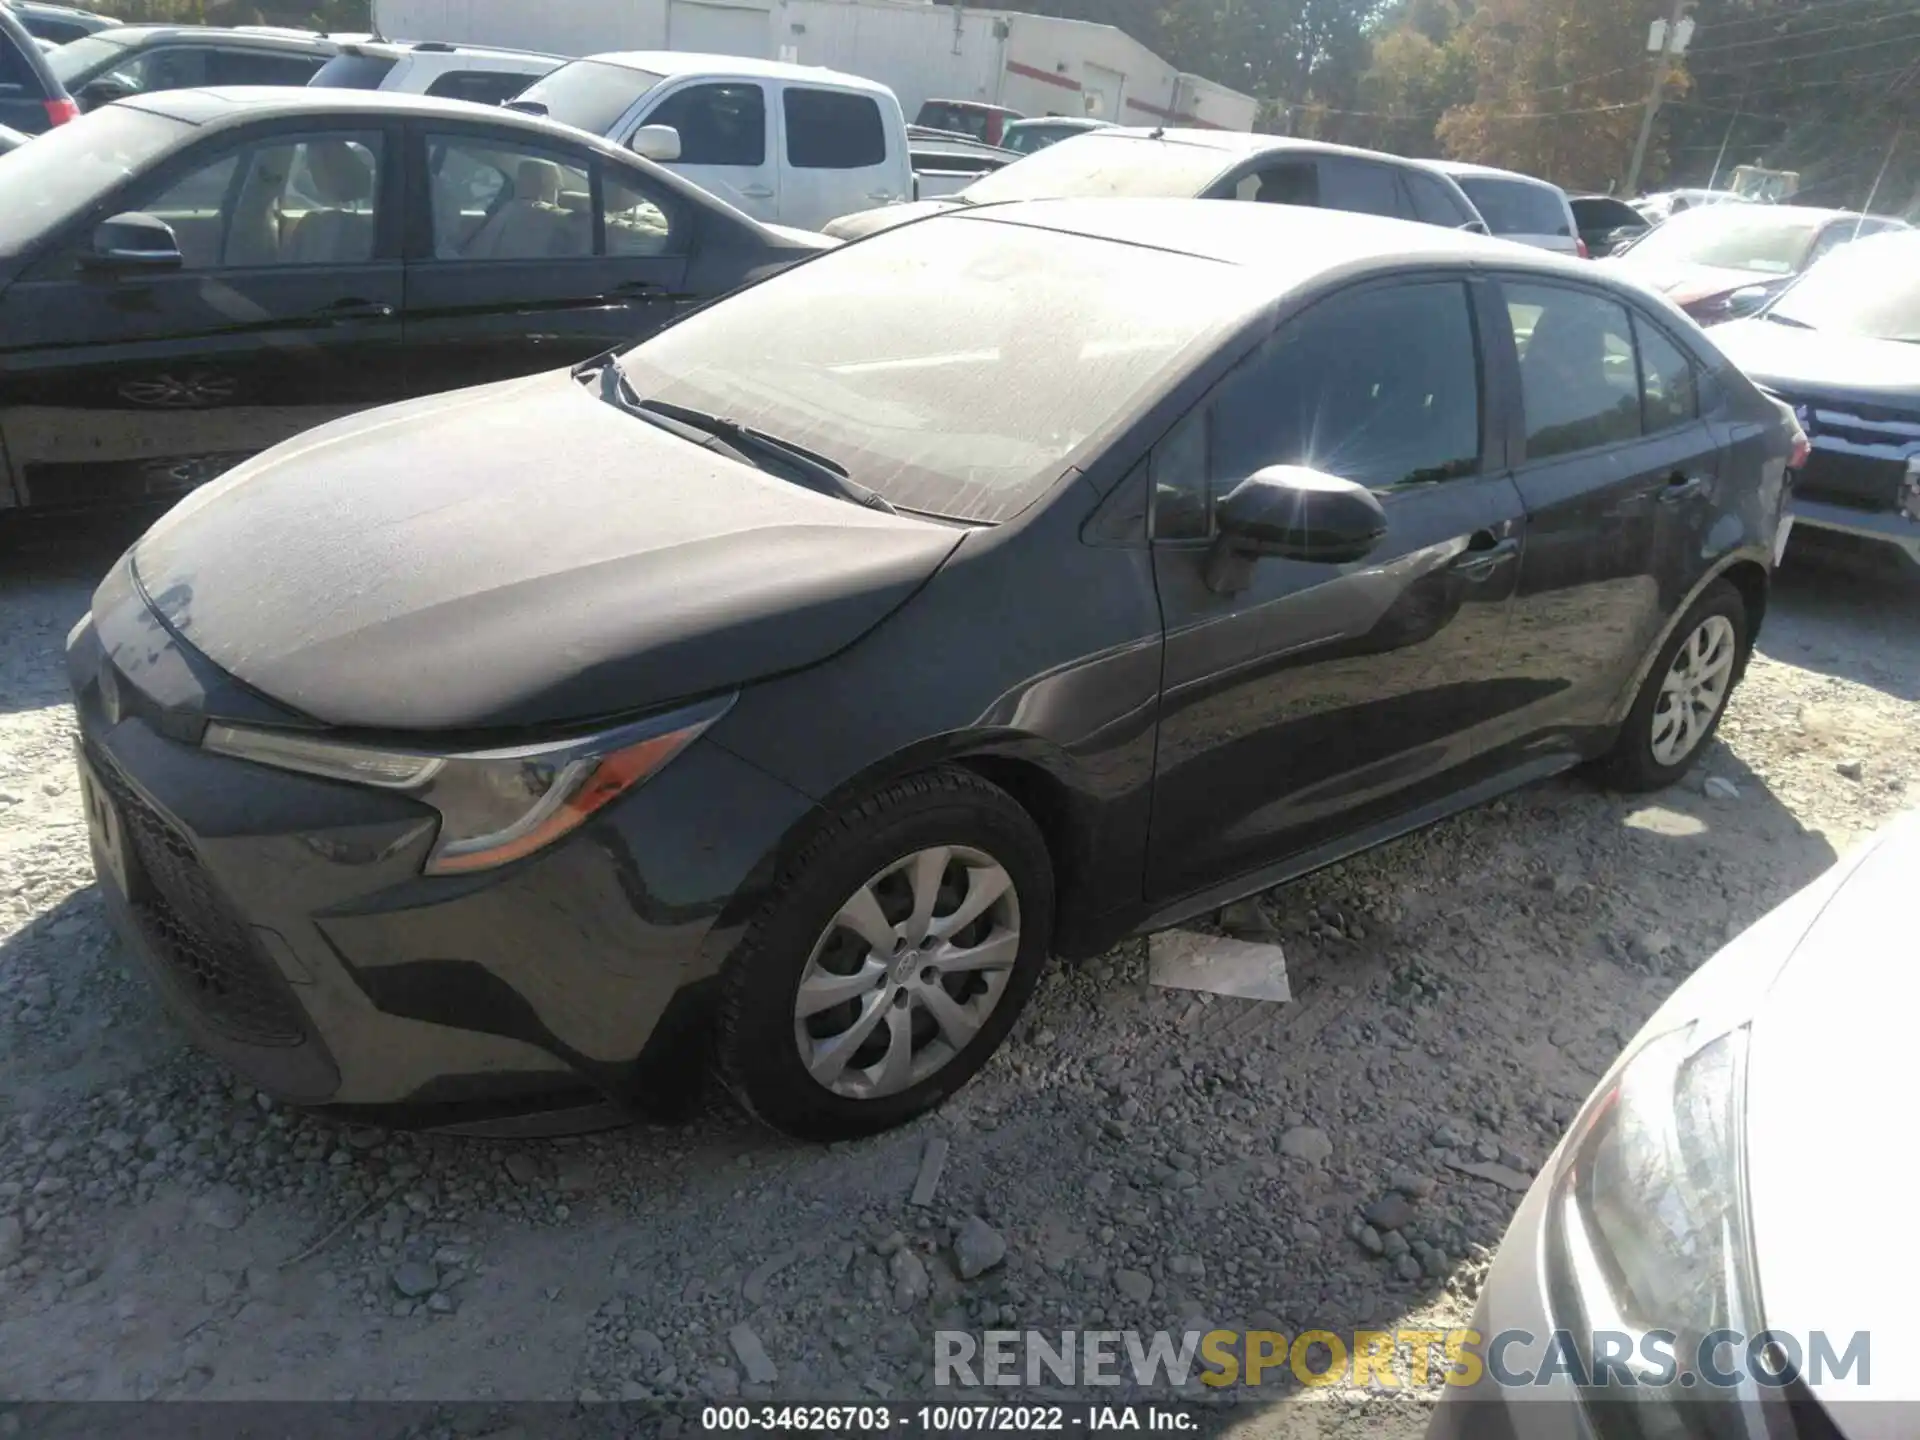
79 78 132 110
81 212 183 273
1204 465 1387 594
630 124 682 162
1727 284 1772 317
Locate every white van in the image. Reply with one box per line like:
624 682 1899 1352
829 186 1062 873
507 52 913 232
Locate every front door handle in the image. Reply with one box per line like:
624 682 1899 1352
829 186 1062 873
739 184 775 199
316 298 394 321
866 189 895 201
1660 473 1709 504
1449 532 1521 581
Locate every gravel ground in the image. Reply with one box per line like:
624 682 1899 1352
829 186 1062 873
2 517 1915 1433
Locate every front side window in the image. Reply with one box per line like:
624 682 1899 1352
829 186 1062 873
1234 160 1318 207
1316 158 1406 219
1636 317 1699 433
131 132 382 269
1504 282 1641 461
785 87 886 169
616 219 1257 523
645 82 765 167
426 135 590 260
1152 280 1483 540
112 44 209 94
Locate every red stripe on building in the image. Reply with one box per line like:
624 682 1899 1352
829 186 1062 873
1006 59 1082 91
1125 95 1226 129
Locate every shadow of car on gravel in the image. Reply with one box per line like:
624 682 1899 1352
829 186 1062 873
1764 533 1920 703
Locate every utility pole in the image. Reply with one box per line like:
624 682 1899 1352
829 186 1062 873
1626 0 1693 197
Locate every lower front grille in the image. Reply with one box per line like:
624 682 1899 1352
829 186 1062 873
88 744 306 1047
1798 446 1908 511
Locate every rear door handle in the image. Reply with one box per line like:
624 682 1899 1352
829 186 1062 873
315 299 394 321
739 184 775 199
1449 532 1521 581
1660 473 1709 504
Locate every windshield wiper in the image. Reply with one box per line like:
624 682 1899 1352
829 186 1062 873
635 397 898 515
586 362 897 514
1763 311 1816 330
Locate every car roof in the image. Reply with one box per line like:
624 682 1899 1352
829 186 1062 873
84 24 340 51
335 38 564 63
1429 159 1564 190
1008 116 1107 129
958 197 1590 283
581 49 887 94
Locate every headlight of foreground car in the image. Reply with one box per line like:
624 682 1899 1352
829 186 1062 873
203 694 734 875
1548 1018 1767 1430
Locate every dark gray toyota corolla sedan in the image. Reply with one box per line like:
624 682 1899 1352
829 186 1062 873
67 202 1800 1140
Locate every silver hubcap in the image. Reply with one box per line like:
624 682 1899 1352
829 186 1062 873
794 846 1020 1100
1650 614 1737 766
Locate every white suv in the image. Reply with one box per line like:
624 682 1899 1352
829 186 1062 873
308 39 559 108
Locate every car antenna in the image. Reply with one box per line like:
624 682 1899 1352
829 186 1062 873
1148 125 1166 140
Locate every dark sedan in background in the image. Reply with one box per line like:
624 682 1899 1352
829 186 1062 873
821 127 1489 240
67 203 1795 1140
1604 202 1907 325
1714 228 1920 570
0 88 832 515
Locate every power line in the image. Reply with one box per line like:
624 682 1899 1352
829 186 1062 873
1697 0 1901 36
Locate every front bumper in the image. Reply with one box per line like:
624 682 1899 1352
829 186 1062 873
1788 493 1920 565
67 611 819 1130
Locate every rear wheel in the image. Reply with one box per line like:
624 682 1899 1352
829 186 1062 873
1602 579 1750 792
716 768 1053 1140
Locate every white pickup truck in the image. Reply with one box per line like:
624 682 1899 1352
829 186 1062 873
506 50 913 232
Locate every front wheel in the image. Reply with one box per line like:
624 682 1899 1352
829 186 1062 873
716 768 1054 1141
1602 579 1750 792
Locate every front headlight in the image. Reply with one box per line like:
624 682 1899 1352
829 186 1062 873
204 694 733 875
1548 1020 1768 1431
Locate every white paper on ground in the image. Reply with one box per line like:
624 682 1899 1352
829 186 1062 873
1147 930 1292 1003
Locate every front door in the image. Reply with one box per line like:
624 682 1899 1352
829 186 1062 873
0 125 405 510
634 80 777 221
1147 276 1528 905
403 127 692 397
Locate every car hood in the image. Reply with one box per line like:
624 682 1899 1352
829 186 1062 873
1606 257 1771 304
822 199 960 241
1711 318 1920 410
1742 813 1920 1424
125 370 963 733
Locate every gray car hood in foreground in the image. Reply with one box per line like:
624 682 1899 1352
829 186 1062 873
1739 812 1920 1428
127 371 962 733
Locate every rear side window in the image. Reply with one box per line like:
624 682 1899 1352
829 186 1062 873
1504 282 1641 460
426 70 541 107
207 50 326 86
1404 168 1470 227
309 53 398 89
1636 316 1699 432
1458 177 1569 237
785 87 886 169
646 81 765 166
1317 157 1405 219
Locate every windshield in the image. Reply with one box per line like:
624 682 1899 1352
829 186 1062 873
0 103 188 253
1457 176 1568 236
47 31 127 85
1624 206 1826 274
961 133 1228 204
1767 234 1920 341
508 57 661 134
615 217 1254 523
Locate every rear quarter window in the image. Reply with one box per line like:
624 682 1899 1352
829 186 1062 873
1459 176 1570 237
309 52 398 89
785 87 886 169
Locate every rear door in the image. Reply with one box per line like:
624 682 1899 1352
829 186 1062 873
402 122 693 395
0 122 405 509
1475 277 1716 763
632 78 776 220
1146 274 1528 904
778 83 906 230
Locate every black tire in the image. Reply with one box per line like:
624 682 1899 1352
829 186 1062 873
1602 578 1750 792
716 767 1054 1141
